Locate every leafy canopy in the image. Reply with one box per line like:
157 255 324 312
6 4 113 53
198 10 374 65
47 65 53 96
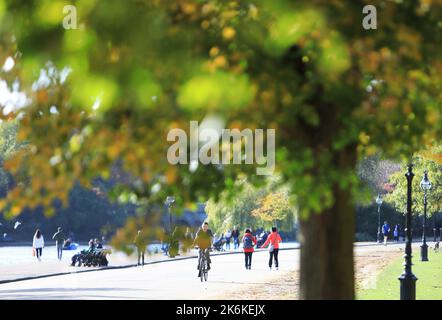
0 0 440 223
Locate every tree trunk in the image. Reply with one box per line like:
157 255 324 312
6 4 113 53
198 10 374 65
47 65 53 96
299 149 357 300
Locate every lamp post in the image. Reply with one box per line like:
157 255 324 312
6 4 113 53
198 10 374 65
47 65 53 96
376 194 383 243
165 196 175 234
420 170 431 262
398 164 417 300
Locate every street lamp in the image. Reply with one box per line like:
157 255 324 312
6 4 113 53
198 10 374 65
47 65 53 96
420 171 431 262
376 194 383 243
398 164 417 300
165 196 175 234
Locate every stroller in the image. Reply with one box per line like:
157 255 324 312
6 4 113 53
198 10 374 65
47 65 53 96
212 236 226 252
256 232 268 248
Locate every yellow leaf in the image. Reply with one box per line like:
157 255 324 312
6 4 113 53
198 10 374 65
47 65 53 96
166 167 177 184
11 205 21 216
222 27 236 40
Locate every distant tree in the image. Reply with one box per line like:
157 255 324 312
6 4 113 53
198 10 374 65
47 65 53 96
0 121 25 197
206 178 265 234
206 176 295 234
251 190 293 226
0 121 139 239
385 146 442 216
357 154 401 197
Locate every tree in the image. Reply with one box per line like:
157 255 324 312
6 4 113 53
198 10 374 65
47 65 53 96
0 120 26 195
206 178 265 234
206 176 295 234
251 190 292 226
0 120 139 240
385 146 442 216
357 153 401 196
1 0 441 299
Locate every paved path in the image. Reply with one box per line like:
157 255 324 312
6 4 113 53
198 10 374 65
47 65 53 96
0 248 298 299
0 243 299 283
0 241 427 299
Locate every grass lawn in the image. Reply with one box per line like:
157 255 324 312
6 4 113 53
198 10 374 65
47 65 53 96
357 247 442 300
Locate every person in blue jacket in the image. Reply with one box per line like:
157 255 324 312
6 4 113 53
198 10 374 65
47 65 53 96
382 221 391 245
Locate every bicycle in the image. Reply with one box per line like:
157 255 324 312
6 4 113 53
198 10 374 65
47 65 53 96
197 247 209 282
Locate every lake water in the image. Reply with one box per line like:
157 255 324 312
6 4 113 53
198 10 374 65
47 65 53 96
0 245 88 266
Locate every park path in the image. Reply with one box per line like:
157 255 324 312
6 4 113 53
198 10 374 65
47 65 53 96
216 241 417 299
0 243 299 283
0 248 298 299
0 241 420 299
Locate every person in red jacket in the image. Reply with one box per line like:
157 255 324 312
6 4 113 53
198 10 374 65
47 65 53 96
242 228 257 270
261 227 282 270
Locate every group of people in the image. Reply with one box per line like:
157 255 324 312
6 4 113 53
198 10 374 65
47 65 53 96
193 222 283 276
212 227 271 251
70 238 104 266
381 221 403 245
32 222 281 275
32 227 104 262
215 227 241 250
131 222 283 276
241 226 282 270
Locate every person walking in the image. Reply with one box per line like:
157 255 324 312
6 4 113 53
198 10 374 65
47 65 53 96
242 228 257 270
224 229 232 250
232 226 240 249
134 230 147 266
393 224 400 242
52 227 66 261
220 233 226 251
261 227 282 270
33 229 45 261
382 221 391 245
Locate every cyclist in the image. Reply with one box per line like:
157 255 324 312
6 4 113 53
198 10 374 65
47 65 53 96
193 222 214 277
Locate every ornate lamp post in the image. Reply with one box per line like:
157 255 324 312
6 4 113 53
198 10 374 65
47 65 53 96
398 164 417 300
376 194 383 243
420 171 431 262
165 196 175 234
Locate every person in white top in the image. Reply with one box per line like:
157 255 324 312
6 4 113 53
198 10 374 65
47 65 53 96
33 229 45 261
